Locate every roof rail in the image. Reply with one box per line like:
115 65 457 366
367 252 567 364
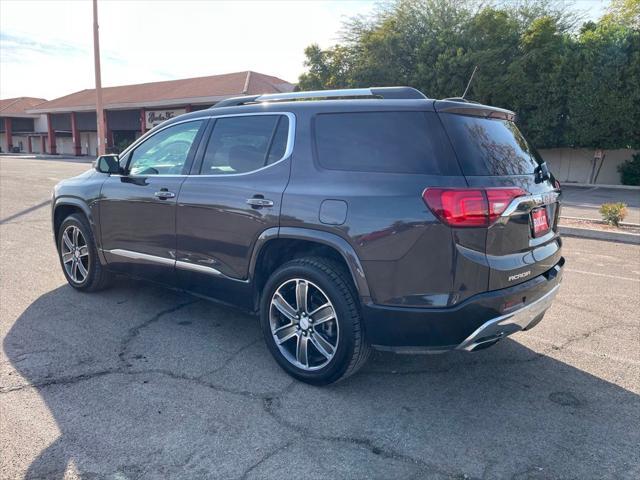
213 95 261 108
212 87 427 108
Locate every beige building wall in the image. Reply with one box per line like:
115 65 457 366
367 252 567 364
55 136 74 155
80 132 98 156
11 135 28 152
31 137 43 153
540 148 638 185
33 114 48 133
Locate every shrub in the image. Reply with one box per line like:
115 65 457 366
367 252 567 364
617 153 640 186
599 202 628 226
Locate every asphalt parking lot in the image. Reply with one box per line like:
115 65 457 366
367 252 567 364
561 185 640 224
1 156 639 480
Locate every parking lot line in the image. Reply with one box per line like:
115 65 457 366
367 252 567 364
565 268 640 283
1 157 639 479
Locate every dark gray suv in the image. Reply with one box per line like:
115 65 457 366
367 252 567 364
52 87 564 384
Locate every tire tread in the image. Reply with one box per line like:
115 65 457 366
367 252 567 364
59 214 111 292
272 256 370 383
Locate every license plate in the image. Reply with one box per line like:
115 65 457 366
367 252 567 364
531 208 550 237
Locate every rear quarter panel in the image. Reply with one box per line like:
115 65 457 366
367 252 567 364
280 107 469 307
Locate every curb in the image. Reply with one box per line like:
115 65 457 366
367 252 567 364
0 154 96 161
559 226 640 245
562 183 640 191
0 154 94 164
561 215 640 228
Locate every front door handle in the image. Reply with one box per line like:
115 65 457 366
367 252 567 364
246 198 274 208
154 190 176 199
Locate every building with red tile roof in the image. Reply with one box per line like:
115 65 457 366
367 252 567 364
28 71 292 114
8 71 293 156
0 97 47 153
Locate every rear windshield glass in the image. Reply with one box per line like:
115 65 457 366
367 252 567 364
439 113 542 176
314 111 460 175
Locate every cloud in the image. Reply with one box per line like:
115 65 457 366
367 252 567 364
1 32 87 60
0 0 376 99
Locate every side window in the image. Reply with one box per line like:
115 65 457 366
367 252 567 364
128 120 203 175
200 115 289 175
266 117 288 165
314 112 460 175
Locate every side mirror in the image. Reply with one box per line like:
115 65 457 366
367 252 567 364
94 154 120 174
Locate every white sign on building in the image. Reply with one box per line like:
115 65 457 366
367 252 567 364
145 109 187 129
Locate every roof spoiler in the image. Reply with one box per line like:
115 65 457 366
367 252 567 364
212 87 427 108
436 99 516 122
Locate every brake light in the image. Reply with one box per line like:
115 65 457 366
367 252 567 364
486 188 527 222
423 189 487 226
423 187 526 227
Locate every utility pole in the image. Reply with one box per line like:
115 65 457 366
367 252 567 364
93 0 106 155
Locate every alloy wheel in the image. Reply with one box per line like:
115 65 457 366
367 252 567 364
269 278 339 371
61 225 89 284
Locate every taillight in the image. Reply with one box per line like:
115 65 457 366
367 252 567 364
486 188 527 222
422 187 526 227
423 189 487 226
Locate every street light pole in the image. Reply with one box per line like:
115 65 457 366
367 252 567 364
93 0 106 155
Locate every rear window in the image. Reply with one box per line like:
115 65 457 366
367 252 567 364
314 111 460 175
440 113 543 176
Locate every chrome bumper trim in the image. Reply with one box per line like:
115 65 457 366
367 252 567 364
456 284 561 351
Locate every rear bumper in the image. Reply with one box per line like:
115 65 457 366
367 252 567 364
362 257 564 352
455 283 559 351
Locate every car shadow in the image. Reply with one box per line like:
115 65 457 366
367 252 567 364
3 281 639 479
0 200 51 225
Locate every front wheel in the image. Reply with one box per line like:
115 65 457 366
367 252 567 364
260 257 370 385
57 214 111 291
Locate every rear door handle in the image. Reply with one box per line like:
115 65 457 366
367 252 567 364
246 198 274 208
154 191 176 199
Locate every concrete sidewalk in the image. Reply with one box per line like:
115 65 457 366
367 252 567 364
0 153 95 164
561 185 640 224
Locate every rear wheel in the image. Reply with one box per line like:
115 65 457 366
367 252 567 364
57 214 111 291
260 257 370 385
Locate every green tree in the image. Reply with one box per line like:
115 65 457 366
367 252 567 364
297 0 639 149
605 0 640 29
506 16 570 147
297 44 355 90
566 19 640 148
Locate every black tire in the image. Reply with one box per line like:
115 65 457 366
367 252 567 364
260 257 370 385
57 213 111 292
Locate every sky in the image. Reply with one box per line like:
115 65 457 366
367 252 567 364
0 0 610 101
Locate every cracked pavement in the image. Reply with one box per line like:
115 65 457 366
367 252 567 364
1 156 639 479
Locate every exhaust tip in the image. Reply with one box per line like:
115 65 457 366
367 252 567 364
469 335 502 352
